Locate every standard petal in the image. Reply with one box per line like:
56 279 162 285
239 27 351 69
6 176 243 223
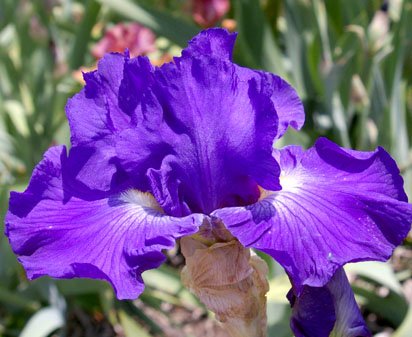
180 28 304 138
234 66 304 139
66 54 156 192
67 53 156 146
213 137 412 291
5 146 202 300
113 38 286 215
181 28 237 60
144 55 281 215
66 53 130 146
288 268 371 337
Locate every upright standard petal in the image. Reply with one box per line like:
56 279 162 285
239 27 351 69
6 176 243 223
66 54 157 191
115 28 289 215
66 53 132 146
5 146 202 299
181 28 237 61
288 268 371 337
235 67 305 139
213 137 412 291
181 28 304 139
145 54 281 215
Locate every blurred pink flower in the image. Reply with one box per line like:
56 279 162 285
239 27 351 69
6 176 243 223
192 0 230 27
92 23 156 59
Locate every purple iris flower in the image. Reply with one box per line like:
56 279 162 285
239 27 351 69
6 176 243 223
5 28 412 336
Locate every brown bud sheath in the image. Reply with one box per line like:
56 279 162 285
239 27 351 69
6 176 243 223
181 221 269 337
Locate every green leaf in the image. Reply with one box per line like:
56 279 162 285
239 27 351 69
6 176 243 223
313 0 333 65
324 64 352 147
143 266 183 295
233 0 287 78
119 310 152 337
70 0 101 69
142 265 198 307
57 278 110 296
393 305 412 337
19 306 65 337
0 286 40 312
345 261 403 295
266 302 293 337
97 0 198 47
267 274 291 304
347 262 408 327
283 0 316 98
353 285 408 327
118 301 164 336
3 100 29 137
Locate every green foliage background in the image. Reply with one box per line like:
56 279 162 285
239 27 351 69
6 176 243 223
0 0 411 336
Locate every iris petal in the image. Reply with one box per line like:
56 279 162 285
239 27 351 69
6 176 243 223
213 137 412 290
5 146 202 299
66 29 304 213
66 53 133 146
288 268 371 337
180 28 305 139
181 28 237 61
237 68 305 139
145 55 281 214
116 37 288 214
65 54 155 192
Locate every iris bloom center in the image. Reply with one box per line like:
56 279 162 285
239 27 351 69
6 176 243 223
279 173 301 192
120 189 164 213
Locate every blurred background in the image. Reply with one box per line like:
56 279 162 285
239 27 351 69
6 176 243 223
0 0 412 336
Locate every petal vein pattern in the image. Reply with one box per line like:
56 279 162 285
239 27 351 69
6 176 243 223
5 146 202 299
213 137 412 291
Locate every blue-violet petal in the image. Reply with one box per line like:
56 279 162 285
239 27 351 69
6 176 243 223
213 137 412 291
5 146 202 299
288 268 371 337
